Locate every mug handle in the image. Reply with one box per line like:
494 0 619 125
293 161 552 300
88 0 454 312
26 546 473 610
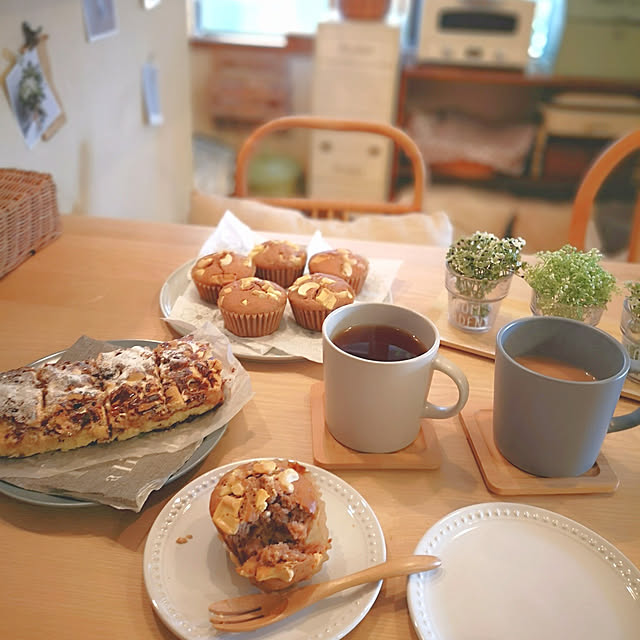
609 358 640 432
422 354 469 420
609 408 640 432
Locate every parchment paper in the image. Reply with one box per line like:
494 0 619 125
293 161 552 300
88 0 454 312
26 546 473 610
0 323 253 510
167 210 402 362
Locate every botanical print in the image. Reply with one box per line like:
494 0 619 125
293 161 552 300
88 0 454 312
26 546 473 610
5 48 62 149
83 0 119 42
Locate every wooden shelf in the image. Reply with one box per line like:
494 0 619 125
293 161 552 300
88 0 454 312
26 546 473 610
394 61 640 198
401 61 640 94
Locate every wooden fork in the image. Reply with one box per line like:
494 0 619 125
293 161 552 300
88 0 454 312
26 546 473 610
209 554 441 632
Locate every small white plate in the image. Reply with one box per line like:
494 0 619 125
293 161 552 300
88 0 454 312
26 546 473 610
407 502 640 640
143 459 386 640
160 259 301 362
0 340 226 508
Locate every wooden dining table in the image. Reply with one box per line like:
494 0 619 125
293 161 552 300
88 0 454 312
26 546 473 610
1 214 639 640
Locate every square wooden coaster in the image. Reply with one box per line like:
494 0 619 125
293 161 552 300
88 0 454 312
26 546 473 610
460 408 619 495
310 382 441 470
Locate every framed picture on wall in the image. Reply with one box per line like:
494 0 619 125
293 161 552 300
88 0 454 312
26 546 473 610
83 0 119 43
5 48 62 149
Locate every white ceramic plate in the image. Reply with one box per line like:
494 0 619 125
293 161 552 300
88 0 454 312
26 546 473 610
160 259 301 362
0 340 227 508
407 502 640 640
143 459 386 640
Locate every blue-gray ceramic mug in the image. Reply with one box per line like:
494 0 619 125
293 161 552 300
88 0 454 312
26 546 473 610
493 316 640 477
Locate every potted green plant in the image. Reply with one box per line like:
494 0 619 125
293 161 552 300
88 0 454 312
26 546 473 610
621 281 640 382
445 231 526 332
522 245 618 325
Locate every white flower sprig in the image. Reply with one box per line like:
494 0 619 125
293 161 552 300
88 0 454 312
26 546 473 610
446 231 526 280
522 245 618 319
626 281 640 321
446 231 526 299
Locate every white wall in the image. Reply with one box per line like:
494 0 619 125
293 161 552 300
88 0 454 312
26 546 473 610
0 0 193 223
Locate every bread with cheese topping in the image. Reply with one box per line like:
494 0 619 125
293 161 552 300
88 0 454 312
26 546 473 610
0 336 224 458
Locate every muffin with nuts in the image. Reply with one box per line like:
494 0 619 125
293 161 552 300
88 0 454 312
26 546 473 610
249 240 307 288
190 251 255 305
217 277 286 337
288 273 355 332
308 248 369 295
209 458 331 592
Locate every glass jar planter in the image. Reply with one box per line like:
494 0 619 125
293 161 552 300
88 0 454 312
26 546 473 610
620 297 640 383
529 290 605 326
444 264 513 333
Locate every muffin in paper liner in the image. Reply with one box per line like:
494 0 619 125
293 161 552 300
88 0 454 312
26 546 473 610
308 249 369 295
249 240 307 288
209 458 330 592
191 251 255 305
288 272 355 332
218 277 287 338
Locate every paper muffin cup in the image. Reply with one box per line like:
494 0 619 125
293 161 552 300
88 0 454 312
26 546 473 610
255 265 306 289
289 305 328 332
220 308 285 337
346 271 367 296
193 281 223 305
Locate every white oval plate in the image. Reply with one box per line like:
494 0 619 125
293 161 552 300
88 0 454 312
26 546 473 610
143 459 386 640
407 502 640 640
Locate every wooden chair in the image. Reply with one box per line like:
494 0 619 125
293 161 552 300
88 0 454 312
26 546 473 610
233 115 426 220
568 129 640 262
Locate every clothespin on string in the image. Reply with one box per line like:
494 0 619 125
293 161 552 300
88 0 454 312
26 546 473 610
20 21 47 54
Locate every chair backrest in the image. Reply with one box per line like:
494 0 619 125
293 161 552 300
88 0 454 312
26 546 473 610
233 115 426 219
568 129 640 262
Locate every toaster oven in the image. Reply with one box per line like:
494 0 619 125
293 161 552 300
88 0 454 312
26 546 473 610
416 0 537 69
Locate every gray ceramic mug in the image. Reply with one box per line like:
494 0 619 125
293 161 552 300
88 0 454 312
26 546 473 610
493 316 640 477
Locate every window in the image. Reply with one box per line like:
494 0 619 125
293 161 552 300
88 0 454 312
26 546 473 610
192 0 334 44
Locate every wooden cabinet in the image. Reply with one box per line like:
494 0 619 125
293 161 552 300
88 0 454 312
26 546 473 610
395 61 640 199
309 21 401 202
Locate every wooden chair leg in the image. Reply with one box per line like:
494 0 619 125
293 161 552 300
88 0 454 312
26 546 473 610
628 192 640 262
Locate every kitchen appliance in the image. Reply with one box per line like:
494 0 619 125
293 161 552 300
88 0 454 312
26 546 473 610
416 0 537 69
554 0 640 80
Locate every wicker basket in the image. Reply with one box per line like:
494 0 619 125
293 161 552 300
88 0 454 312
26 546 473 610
0 169 61 278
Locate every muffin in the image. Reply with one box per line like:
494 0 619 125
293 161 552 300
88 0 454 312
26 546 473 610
217 277 286 337
249 240 307 288
308 248 369 295
209 458 331 592
288 273 355 332
190 251 255 305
